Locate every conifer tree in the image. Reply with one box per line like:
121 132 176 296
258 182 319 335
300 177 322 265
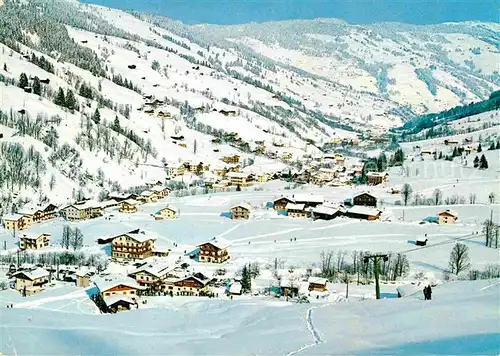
18 72 28 88
477 143 482 152
473 156 479 168
65 89 76 110
54 87 66 106
92 108 101 124
32 76 41 95
479 154 488 169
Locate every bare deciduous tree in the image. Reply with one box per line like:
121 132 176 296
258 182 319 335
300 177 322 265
401 183 413 206
448 243 471 275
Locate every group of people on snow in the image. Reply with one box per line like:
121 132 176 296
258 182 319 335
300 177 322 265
423 285 432 300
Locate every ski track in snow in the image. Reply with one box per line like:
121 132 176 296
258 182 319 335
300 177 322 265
479 281 500 291
230 227 304 242
13 289 87 309
285 303 335 356
218 222 243 238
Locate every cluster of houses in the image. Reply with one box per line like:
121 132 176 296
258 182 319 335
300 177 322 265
226 192 384 221
1 204 58 232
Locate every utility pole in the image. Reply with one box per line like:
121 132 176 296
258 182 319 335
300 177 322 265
363 253 389 300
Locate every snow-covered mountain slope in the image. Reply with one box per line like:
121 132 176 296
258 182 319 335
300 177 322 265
0 0 497 208
1 279 499 355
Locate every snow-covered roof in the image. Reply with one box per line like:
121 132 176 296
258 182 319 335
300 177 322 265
416 237 428 242
230 203 251 211
125 231 156 243
122 198 139 206
104 295 136 307
274 196 295 203
353 192 377 199
130 262 175 278
159 205 178 214
225 171 251 179
438 209 458 217
140 190 155 197
229 282 242 294
2 213 25 221
285 203 306 211
150 186 170 193
17 207 38 215
397 284 423 298
366 171 388 177
75 267 93 278
347 206 382 216
312 205 338 216
94 276 141 292
20 233 49 241
14 267 49 280
293 194 324 204
100 199 118 207
198 236 231 250
308 277 328 285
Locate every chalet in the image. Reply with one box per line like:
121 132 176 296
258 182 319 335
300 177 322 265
105 295 136 313
149 186 171 198
138 190 158 204
197 237 231 263
170 135 185 141
144 108 154 114
438 210 458 225
128 64 137 69
226 172 253 187
353 192 377 207
119 199 140 213
111 230 156 261
20 233 50 250
293 194 324 208
146 179 164 188
230 204 251 220
75 268 92 288
23 86 32 93
35 204 58 222
273 196 295 211
59 201 102 221
94 276 141 299
143 94 153 100
154 206 178 220
222 155 240 164
40 78 50 85
100 199 119 209
256 173 271 183
444 139 459 146
345 206 382 220
166 163 185 177
219 109 238 117
420 150 434 156
366 172 389 186
13 268 50 296
281 152 293 161
285 203 306 218
308 277 328 292
167 275 210 296
280 279 299 297
157 111 171 118
108 193 138 202
311 205 340 220
128 262 176 290
2 214 30 231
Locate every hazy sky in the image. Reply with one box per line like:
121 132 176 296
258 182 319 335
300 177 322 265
81 0 499 25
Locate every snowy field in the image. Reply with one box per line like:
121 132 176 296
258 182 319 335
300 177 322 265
1 279 498 355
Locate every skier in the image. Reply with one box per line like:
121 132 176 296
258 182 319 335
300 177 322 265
423 286 429 300
427 285 432 300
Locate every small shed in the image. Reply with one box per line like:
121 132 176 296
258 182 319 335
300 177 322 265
416 237 428 246
75 269 91 288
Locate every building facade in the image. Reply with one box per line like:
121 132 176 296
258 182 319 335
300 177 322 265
20 233 51 250
230 205 250 220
